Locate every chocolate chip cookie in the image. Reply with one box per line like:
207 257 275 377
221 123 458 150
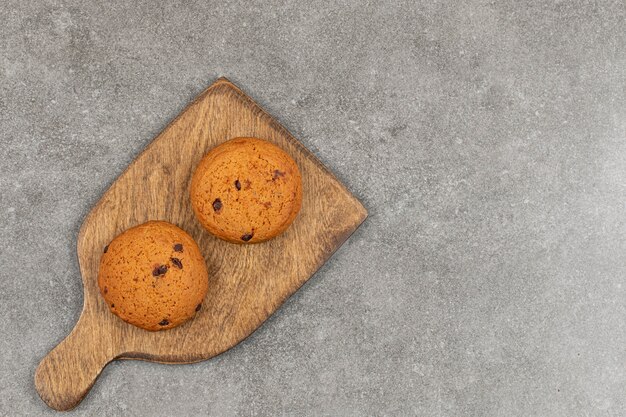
98 221 208 331
190 137 302 243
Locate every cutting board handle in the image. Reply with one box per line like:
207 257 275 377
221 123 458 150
35 314 117 411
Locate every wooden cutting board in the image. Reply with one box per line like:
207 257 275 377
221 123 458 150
34 78 367 411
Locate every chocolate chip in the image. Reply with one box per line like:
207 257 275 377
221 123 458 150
235 179 241 190
195 304 202 312
103 244 109 253
103 286 108 294
153 265 168 276
171 257 183 269
159 319 169 326
173 243 183 252
111 304 115 308
272 169 286 180
241 233 254 242
212 198 223 212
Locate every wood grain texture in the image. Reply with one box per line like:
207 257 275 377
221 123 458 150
34 78 367 411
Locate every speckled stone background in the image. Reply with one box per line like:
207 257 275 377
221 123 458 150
1 0 625 415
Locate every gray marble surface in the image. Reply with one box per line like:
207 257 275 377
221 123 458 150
1 0 625 415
